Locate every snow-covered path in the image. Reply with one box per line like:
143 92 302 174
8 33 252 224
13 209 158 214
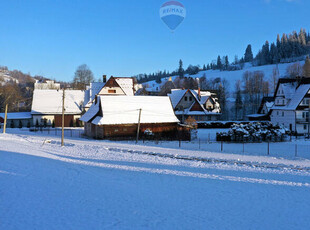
1 133 310 229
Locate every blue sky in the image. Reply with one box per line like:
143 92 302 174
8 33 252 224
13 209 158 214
0 0 309 82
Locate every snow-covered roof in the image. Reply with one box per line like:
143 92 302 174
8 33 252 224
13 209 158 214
81 96 179 125
168 89 187 108
168 89 220 115
31 90 84 115
115 78 134 96
84 82 105 108
272 84 310 111
0 112 32 120
281 83 297 100
80 99 100 123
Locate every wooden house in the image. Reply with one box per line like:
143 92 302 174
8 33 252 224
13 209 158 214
80 96 180 139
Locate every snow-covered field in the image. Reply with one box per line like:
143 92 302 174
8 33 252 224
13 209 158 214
1 130 310 229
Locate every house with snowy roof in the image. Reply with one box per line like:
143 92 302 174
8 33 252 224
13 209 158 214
168 89 221 123
84 76 136 110
80 96 180 139
270 78 310 134
0 112 32 128
31 89 84 127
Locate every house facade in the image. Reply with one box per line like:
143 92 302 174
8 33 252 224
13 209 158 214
31 89 84 127
270 78 310 134
80 96 180 139
84 76 136 110
168 89 221 123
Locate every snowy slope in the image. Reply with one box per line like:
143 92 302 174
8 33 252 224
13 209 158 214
1 132 310 229
143 61 305 92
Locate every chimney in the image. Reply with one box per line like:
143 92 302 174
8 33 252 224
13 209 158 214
103 75 107 83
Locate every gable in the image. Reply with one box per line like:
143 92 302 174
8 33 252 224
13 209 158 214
190 101 204 111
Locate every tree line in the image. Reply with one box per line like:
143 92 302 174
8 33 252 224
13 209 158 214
134 28 310 84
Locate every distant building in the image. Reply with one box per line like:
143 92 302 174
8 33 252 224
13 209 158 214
0 112 32 128
34 80 60 90
31 89 84 127
168 89 221 123
80 96 179 139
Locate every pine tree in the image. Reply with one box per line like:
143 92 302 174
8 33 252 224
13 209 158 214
203 64 207 71
217 55 223 70
225 56 229 70
178 59 184 78
244 44 254 62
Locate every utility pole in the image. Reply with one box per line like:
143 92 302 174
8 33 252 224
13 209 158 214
61 88 65 146
3 104 8 134
136 109 142 144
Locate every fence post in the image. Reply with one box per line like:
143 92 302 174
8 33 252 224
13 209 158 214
71 129 72 137
221 141 223 152
208 133 210 143
267 142 270 155
179 139 181 148
199 138 200 149
295 144 297 157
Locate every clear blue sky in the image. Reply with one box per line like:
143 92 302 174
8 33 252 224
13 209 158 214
0 0 309 82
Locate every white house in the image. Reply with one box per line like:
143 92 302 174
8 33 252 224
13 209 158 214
168 89 221 123
83 76 136 110
34 80 60 90
270 78 310 134
31 89 84 127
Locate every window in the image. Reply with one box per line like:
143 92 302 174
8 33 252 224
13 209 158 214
184 96 187 101
189 96 192 101
108 89 116 94
277 111 279 116
282 112 284 117
304 125 307 130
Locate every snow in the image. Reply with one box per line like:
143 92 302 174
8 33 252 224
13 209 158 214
31 89 85 115
82 96 180 125
115 78 134 96
273 84 310 111
1 130 310 229
0 112 32 120
143 61 305 92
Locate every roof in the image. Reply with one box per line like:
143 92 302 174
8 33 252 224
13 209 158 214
84 82 105 108
168 89 221 115
80 96 179 125
0 112 32 120
31 90 84 115
272 84 310 111
114 78 134 96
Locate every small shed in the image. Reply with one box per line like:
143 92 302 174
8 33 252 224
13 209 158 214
0 112 32 128
80 96 180 139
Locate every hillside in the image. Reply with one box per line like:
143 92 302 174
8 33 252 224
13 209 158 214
143 60 306 94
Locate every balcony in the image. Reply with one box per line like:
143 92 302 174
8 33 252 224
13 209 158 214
296 118 310 123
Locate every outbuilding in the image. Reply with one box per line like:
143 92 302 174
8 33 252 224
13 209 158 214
80 96 180 139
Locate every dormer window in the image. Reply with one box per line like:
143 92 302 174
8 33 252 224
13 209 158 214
184 96 188 101
108 89 116 94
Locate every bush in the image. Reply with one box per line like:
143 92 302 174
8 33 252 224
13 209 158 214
19 120 23 129
216 122 289 142
10 120 15 128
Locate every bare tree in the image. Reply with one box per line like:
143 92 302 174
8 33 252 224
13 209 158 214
271 66 279 93
73 64 94 90
286 63 303 78
303 56 310 78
